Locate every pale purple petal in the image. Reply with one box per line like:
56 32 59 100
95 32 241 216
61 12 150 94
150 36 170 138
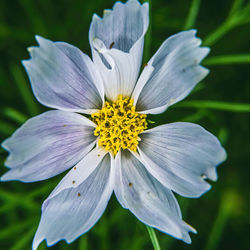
132 30 209 114
138 122 227 197
45 147 108 200
114 150 196 243
89 0 149 101
1 110 97 182
32 153 113 250
22 36 104 114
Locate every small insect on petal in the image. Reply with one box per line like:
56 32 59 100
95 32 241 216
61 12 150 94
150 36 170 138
109 42 115 49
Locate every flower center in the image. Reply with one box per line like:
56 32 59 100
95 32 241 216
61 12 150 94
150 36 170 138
91 95 147 155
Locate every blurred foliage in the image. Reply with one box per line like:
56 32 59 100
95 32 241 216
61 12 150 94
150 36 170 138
0 0 250 249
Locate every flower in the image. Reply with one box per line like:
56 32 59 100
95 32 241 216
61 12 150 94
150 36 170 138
1 0 227 249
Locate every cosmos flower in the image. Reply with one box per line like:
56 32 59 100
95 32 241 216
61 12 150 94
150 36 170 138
1 0 227 249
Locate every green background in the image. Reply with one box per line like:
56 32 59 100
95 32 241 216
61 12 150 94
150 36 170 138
0 0 250 249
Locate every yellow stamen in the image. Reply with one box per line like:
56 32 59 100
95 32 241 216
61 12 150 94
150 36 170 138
91 95 147 155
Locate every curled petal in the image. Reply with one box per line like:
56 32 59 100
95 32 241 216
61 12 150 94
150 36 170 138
89 0 149 101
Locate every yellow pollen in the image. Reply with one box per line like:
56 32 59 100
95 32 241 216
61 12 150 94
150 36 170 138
91 95 147 155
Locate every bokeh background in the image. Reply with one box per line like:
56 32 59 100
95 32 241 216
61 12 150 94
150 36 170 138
0 0 250 249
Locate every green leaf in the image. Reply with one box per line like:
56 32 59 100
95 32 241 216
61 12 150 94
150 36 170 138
10 227 35 250
204 54 250 65
175 100 250 112
3 107 28 124
78 236 88 250
0 120 16 135
146 226 161 250
204 2 250 46
9 63 40 116
0 189 39 211
183 0 201 30
0 219 34 240
204 191 240 250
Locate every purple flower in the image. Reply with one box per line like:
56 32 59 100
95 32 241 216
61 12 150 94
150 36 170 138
1 0 226 249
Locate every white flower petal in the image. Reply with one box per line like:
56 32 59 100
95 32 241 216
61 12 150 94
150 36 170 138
1 110 97 182
89 0 149 101
32 153 113 250
22 36 104 114
89 0 148 53
132 30 209 114
114 150 196 243
46 147 108 201
139 122 227 198
55 41 105 104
